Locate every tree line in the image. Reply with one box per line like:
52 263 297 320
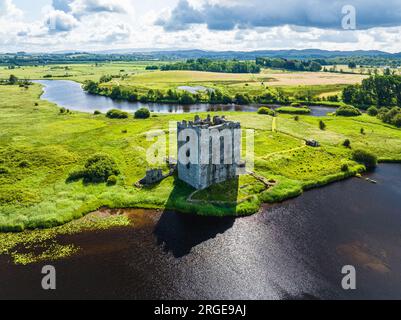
83 80 295 105
343 75 401 107
255 58 322 72
159 58 261 74
343 74 401 127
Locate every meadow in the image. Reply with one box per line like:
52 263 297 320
1 81 401 233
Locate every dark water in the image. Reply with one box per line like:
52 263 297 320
1 164 401 300
35 80 332 116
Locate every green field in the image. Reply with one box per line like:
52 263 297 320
1 82 401 233
0 62 366 101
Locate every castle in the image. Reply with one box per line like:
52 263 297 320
177 115 242 190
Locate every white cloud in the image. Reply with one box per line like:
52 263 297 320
2 0 401 53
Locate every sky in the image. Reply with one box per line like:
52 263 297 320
1 0 401 53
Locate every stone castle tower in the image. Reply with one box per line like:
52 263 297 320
177 115 242 190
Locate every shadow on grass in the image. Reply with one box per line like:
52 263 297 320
154 176 238 258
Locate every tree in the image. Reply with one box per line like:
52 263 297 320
68 154 120 183
8 74 18 85
336 105 362 117
367 106 378 116
343 139 351 148
83 80 99 94
319 120 326 130
352 149 378 169
348 62 357 69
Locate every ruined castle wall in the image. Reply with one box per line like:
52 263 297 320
177 118 242 190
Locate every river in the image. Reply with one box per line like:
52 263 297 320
35 80 334 116
1 164 401 300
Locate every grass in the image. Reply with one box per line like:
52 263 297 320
0 75 401 232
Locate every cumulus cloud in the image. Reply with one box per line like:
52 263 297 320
0 0 22 17
46 10 79 32
52 0 134 17
157 0 401 31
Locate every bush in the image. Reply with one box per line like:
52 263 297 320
275 106 311 115
336 105 362 117
59 107 66 114
352 149 378 169
341 164 349 172
343 139 351 148
367 106 378 116
107 175 118 186
294 116 300 121
94 110 102 115
134 108 151 119
291 102 301 107
106 109 129 119
18 160 31 168
0 167 9 174
257 107 275 116
67 154 120 183
319 120 326 130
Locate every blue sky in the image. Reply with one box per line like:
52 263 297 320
1 0 401 53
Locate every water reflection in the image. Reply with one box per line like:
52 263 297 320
35 80 332 116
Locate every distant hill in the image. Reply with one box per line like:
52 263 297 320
139 49 394 60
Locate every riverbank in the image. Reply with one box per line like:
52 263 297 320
1 83 401 232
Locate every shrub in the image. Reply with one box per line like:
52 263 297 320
291 102 301 107
294 116 300 121
0 167 9 174
106 109 129 119
393 113 401 128
134 108 151 119
83 154 120 183
352 149 378 169
367 106 378 116
94 110 102 115
34 102 39 107
319 120 326 130
335 105 362 117
18 160 31 168
107 175 118 186
343 139 351 148
257 107 275 116
59 107 66 114
67 154 120 184
276 106 311 115
341 164 349 172
360 128 365 135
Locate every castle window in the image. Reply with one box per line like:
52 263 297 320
186 136 190 142
186 163 191 170
186 150 190 157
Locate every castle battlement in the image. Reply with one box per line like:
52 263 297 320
177 115 240 131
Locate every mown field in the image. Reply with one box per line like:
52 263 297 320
1 83 401 233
